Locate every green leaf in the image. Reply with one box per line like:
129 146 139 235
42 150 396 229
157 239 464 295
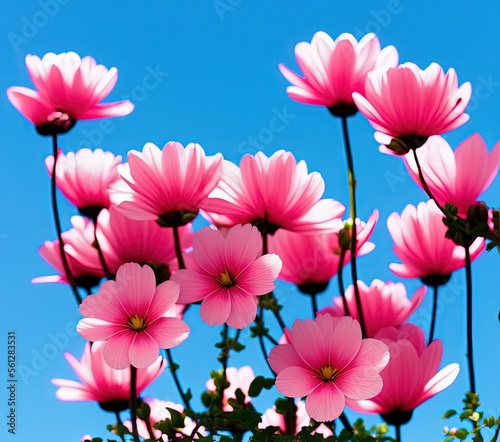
484 416 496 428
91 439 103 442
442 409 458 420
167 407 185 428
248 376 275 397
274 398 289 415
460 410 475 420
137 401 151 420
454 428 469 440
229 409 262 429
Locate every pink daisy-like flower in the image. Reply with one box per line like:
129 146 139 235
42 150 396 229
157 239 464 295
171 224 282 329
77 263 190 369
404 134 500 217
280 32 398 116
259 401 333 437
7 52 133 135
125 398 203 441
202 151 345 235
206 366 255 412
319 280 427 338
269 211 378 294
268 315 389 422
51 342 165 412
45 148 122 218
388 200 484 283
110 141 223 227
346 323 460 425
33 216 103 289
353 62 471 154
96 206 192 276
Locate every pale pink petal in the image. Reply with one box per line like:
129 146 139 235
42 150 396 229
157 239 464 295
268 344 304 374
199 290 231 326
146 317 190 349
305 383 345 422
103 331 134 369
276 366 321 397
129 332 161 369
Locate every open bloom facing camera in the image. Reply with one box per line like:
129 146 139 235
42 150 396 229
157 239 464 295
7 52 133 135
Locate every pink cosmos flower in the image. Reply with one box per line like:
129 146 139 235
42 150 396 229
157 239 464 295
346 323 460 425
353 63 471 154
45 148 122 217
268 315 389 422
259 401 333 437
96 206 192 275
33 216 104 289
269 211 378 293
171 224 282 329
319 280 427 338
279 32 398 116
51 342 165 412
77 263 190 369
125 398 203 441
388 200 484 283
206 366 254 411
404 134 500 217
202 151 345 234
7 52 133 134
110 141 223 226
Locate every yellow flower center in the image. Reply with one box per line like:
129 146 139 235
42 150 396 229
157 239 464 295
320 366 338 382
218 269 234 288
128 314 146 331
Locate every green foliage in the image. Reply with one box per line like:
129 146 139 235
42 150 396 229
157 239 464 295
442 392 500 441
248 376 275 397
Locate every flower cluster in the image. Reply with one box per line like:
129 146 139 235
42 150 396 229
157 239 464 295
9 27 500 442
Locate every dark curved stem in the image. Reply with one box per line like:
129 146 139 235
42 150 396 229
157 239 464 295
50 134 82 305
173 225 186 269
129 366 140 442
84 287 92 297
411 148 446 215
339 412 353 433
144 414 156 440
310 293 318 317
337 248 350 316
395 423 402 442
257 308 274 374
428 284 439 344
92 216 113 280
220 324 229 403
165 348 192 409
114 411 126 442
340 116 366 337
465 246 476 393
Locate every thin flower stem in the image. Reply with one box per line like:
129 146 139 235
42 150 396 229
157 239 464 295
395 423 402 442
465 245 476 393
129 366 140 442
84 287 92 297
92 216 113 280
220 324 229 404
257 307 274 374
50 134 82 305
340 116 366 337
310 293 318 317
337 248 350 316
165 348 192 409
173 224 186 269
114 411 126 442
144 414 156 440
428 284 439 344
411 148 447 215
338 412 353 433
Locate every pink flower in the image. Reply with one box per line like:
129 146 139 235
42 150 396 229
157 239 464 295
269 211 378 292
51 342 165 411
45 148 122 217
404 134 500 217
353 63 471 154
203 151 345 234
280 32 398 116
388 200 484 283
268 315 389 422
319 280 427 338
110 141 223 226
125 398 203 441
7 52 133 134
33 216 104 289
171 224 282 329
77 263 190 369
346 323 460 425
206 366 254 411
96 206 192 275
259 401 333 437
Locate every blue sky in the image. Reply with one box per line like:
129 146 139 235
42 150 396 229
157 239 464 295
1 1 499 441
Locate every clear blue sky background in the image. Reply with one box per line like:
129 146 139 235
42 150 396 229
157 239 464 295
1 1 499 441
